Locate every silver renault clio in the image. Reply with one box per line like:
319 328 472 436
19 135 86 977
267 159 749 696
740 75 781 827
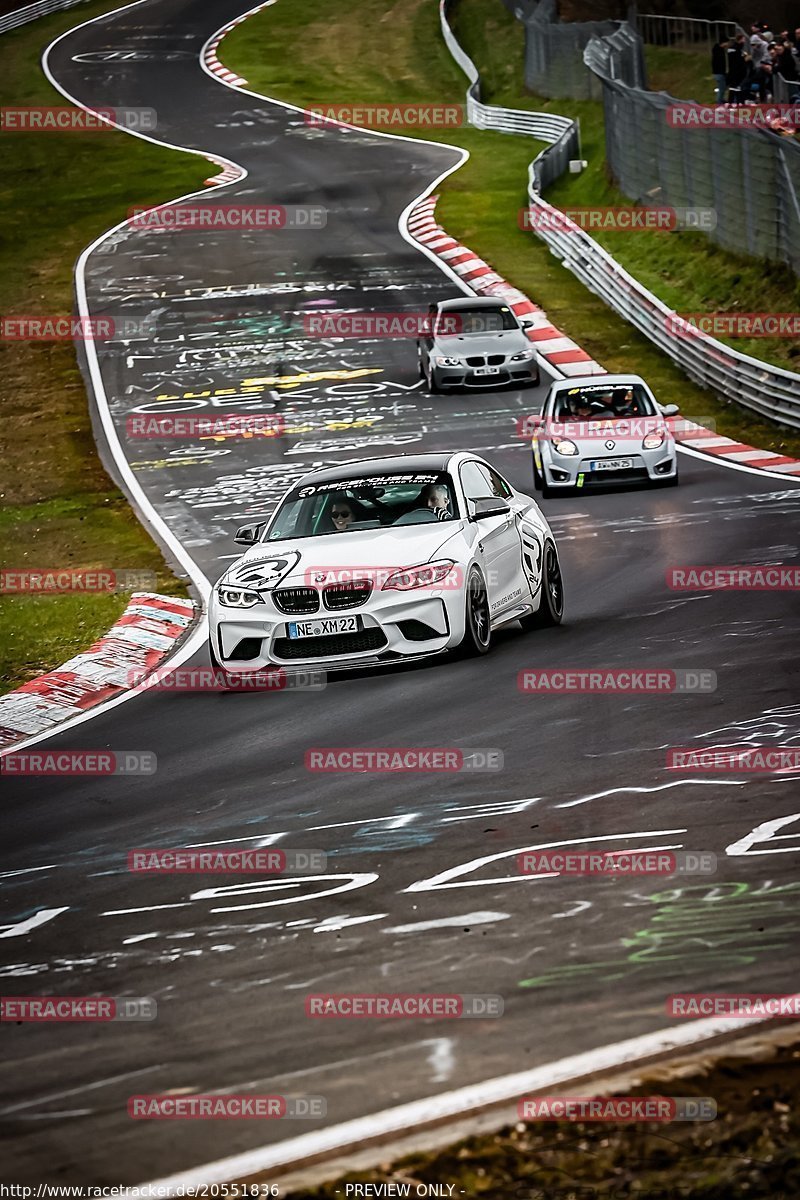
418 296 540 392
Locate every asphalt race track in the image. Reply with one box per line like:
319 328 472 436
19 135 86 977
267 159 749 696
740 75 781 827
1 0 799 1184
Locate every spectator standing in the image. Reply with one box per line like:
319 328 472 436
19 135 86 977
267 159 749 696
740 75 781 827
749 24 768 64
726 34 748 102
711 37 730 102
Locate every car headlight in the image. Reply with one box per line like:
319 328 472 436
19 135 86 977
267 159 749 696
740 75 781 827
510 350 535 361
435 356 462 367
382 560 456 591
216 586 261 608
553 438 578 456
643 430 665 449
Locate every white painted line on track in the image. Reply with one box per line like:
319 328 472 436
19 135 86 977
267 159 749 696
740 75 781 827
139 1007 800 1190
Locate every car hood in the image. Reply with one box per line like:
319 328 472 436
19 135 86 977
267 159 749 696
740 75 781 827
434 330 530 356
221 524 464 590
545 417 671 452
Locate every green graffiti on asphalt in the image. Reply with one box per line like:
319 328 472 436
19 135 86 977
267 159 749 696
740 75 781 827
518 880 800 989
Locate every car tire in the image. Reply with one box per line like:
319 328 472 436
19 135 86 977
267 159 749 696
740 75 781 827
520 541 564 629
662 467 680 487
533 458 544 491
459 568 492 656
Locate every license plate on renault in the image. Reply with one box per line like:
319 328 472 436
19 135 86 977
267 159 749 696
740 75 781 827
589 458 634 472
288 616 361 638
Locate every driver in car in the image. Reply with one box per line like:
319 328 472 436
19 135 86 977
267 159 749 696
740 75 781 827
421 483 451 520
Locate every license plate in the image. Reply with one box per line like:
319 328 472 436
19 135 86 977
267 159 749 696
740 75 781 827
287 616 360 638
589 458 634 472
473 365 500 376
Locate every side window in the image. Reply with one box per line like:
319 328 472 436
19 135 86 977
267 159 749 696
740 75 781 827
484 466 512 498
460 461 493 501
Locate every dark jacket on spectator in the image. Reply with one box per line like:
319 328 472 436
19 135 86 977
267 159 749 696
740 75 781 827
711 41 728 73
726 43 747 86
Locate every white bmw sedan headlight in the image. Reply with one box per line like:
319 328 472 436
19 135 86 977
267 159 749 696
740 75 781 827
216 585 260 608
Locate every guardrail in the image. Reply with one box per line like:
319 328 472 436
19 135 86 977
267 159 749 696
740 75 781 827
439 0 581 191
440 0 800 430
0 0 89 34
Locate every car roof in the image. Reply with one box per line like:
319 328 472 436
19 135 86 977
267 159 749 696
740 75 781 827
548 374 648 389
295 454 457 486
436 296 516 310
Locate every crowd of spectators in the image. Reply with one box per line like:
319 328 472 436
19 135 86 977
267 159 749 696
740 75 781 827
711 24 800 104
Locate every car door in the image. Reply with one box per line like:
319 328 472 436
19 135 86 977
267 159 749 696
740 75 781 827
459 461 524 615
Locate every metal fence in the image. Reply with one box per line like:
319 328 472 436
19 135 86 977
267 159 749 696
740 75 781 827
522 190 800 428
0 0 89 34
440 0 800 428
585 38 800 278
522 0 646 100
440 0 580 170
636 13 739 47
773 71 800 102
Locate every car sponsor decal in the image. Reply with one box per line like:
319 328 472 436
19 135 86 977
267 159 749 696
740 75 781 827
226 551 301 590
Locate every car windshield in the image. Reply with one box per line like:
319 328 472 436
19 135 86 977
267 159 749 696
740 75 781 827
551 383 656 422
265 472 459 540
436 306 518 336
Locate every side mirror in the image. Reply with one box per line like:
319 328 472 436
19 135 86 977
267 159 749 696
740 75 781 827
234 522 265 546
519 318 534 330
471 497 511 521
659 403 680 417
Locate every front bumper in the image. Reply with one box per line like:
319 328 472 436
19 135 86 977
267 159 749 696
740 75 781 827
209 586 464 672
433 362 539 389
537 443 678 489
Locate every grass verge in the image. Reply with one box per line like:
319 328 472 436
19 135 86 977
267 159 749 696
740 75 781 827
0 0 207 695
222 0 800 460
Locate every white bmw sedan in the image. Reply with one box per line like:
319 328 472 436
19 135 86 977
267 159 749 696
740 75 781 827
209 453 564 673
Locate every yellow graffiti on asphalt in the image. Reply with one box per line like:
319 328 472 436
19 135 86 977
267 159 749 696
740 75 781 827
154 367 382 401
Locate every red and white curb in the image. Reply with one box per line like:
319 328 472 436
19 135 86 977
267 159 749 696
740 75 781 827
407 196 800 476
0 594 197 752
668 418 800 475
202 0 277 91
407 195 605 378
203 154 245 187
